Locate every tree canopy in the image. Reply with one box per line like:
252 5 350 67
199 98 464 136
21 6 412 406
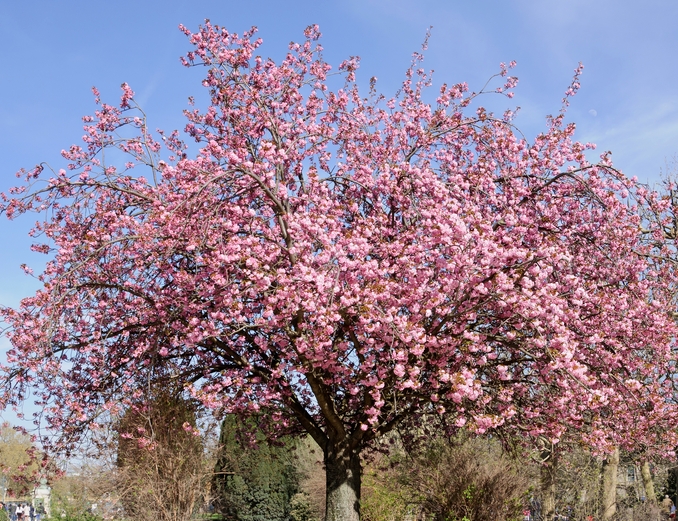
2 22 677 520
0 423 40 498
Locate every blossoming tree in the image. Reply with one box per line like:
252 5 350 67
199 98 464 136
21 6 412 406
2 22 677 521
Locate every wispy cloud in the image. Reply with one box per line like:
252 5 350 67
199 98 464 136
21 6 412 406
576 97 678 182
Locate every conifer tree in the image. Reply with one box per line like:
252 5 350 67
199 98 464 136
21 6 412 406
212 416 300 521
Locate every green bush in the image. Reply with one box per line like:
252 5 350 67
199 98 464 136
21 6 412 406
289 492 317 521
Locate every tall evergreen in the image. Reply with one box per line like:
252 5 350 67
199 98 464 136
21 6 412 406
212 416 300 521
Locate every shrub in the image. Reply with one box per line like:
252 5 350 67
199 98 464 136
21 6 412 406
362 434 532 521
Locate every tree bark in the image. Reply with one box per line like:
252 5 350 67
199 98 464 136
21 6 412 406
540 445 557 521
601 447 619 521
641 460 656 502
324 439 361 521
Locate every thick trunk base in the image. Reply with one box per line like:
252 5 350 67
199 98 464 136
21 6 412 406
325 441 361 521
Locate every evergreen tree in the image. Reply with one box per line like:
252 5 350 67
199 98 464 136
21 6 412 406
212 416 299 521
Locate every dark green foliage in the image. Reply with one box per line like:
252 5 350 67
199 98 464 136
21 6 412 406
212 416 300 521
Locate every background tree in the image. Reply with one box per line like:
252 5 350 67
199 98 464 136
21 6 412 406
0 423 40 499
2 21 677 521
544 446 667 521
48 465 110 521
114 387 210 521
212 415 300 521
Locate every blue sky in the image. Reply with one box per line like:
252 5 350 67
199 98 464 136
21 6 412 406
1 0 678 421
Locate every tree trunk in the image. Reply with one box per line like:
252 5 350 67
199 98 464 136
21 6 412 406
641 460 656 502
601 447 619 521
540 445 557 521
324 439 361 521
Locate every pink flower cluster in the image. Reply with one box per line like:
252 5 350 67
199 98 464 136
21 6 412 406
1 21 677 462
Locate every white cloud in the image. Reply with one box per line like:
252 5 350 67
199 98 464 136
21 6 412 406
577 98 678 183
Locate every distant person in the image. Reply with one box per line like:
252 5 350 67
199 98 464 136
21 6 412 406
663 495 675 520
